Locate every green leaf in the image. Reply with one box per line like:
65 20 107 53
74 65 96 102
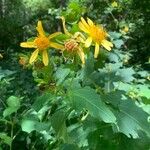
68 87 116 123
0 67 15 80
6 96 20 108
84 54 95 77
138 71 149 78
21 115 50 133
87 128 116 150
113 39 124 49
114 82 133 92
3 107 18 118
80 53 95 85
55 67 70 85
102 92 150 138
109 32 122 39
60 143 80 150
0 133 12 146
137 84 150 99
21 119 36 133
108 52 120 63
141 104 150 115
3 96 20 117
142 97 150 105
32 93 54 112
101 91 125 107
116 99 150 138
62 1 85 23
51 110 68 142
114 82 150 100
117 68 135 82
68 123 88 147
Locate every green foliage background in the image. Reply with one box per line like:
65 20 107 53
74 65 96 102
0 0 150 150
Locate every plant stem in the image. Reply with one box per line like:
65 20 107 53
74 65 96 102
10 121 14 150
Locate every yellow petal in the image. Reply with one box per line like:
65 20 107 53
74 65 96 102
77 47 85 64
111 1 118 7
78 37 85 43
48 32 62 39
49 42 64 50
20 42 36 48
60 16 72 36
85 37 92 47
87 17 94 26
74 32 86 43
77 32 86 40
29 49 39 64
36 21 45 36
123 26 129 32
78 22 89 33
106 33 110 37
94 43 100 58
0 53 3 59
101 40 113 51
81 17 90 30
42 50 49 66
102 40 113 47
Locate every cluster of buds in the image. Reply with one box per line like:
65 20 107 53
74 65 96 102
65 39 79 52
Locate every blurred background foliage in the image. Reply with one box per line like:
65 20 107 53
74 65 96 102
0 0 150 149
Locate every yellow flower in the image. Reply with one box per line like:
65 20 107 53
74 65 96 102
121 26 129 35
111 1 118 8
123 26 129 33
0 53 3 59
20 21 63 66
79 17 113 58
61 16 85 64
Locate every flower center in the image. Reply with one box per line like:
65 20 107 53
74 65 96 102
34 36 50 50
65 39 78 52
89 25 106 43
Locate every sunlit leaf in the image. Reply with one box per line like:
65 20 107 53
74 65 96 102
113 39 124 49
0 133 12 146
21 115 50 133
3 96 20 117
116 67 135 82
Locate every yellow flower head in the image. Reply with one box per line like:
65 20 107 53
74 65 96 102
0 53 3 59
111 1 118 8
20 21 63 66
79 17 113 58
123 26 129 33
61 16 85 64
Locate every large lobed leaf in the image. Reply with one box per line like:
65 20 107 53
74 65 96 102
102 91 150 138
68 87 116 124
